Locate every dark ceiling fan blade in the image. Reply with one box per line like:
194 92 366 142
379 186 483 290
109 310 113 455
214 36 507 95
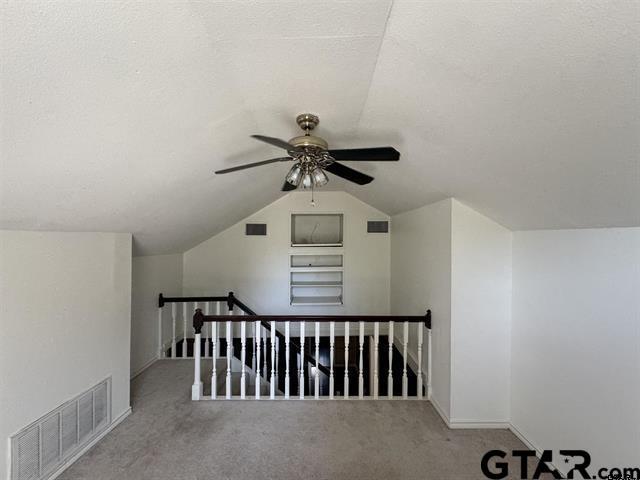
251 135 301 152
215 157 291 174
324 162 374 185
282 181 297 191
327 147 400 162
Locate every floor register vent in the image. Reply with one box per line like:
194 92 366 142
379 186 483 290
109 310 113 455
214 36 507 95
10 377 111 480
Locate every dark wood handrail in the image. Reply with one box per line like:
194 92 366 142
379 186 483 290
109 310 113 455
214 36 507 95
158 293 228 308
194 311 432 333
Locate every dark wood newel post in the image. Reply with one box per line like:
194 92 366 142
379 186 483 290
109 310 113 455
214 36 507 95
227 291 235 311
193 308 204 334
158 293 165 308
424 309 432 329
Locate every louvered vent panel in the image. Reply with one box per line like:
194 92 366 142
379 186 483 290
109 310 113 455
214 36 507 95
94 383 107 429
16 427 39 480
40 414 60 473
78 392 93 442
11 378 111 480
61 404 78 456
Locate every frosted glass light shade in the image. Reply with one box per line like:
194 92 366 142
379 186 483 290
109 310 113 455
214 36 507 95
285 164 302 186
311 167 329 187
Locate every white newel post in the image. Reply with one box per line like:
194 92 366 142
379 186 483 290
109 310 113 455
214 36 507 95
171 303 177 359
157 307 163 359
270 321 276 400
255 320 261 399
191 312 203 400
373 322 379 399
240 320 246 399
226 311 232 399
344 321 350 399
299 321 305 400
285 322 290 399
358 321 364 399
314 322 320 399
329 321 335 399
417 323 423 400
402 321 409 399
427 327 432 400
388 321 394 399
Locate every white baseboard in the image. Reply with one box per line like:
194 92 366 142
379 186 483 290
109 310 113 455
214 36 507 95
429 398 509 429
429 396 451 426
48 407 132 480
508 423 563 477
131 357 158 379
449 420 510 429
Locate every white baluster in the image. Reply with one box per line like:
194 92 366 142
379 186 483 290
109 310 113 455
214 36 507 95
270 321 276 399
226 311 232 399
211 319 217 399
215 301 221 358
263 327 268 380
157 307 163 359
402 321 409 398
240 320 246 399
427 327 432 400
359 321 364 399
183 303 188 358
373 322 379 399
251 321 257 373
191 330 203 401
314 322 320 399
299 321 305 400
255 320 261 399
203 303 210 358
388 321 394 399
285 321 290 399
275 335 280 390
417 323 423 399
171 303 177 359
344 321 350 399
330 321 335 399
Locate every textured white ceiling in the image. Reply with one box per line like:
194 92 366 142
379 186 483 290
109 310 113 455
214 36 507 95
1 1 638 255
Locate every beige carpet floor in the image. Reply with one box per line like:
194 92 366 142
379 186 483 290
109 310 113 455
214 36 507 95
58 360 550 480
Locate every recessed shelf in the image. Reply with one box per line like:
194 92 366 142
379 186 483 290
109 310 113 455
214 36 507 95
291 296 343 306
290 253 344 306
291 281 343 287
290 254 343 268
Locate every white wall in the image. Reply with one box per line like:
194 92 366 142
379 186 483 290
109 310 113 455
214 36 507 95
511 228 640 474
0 231 132 478
390 198 452 419
450 200 511 425
131 253 183 377
183 191 390 316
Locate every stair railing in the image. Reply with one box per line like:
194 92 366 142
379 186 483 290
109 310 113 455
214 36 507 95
157 292 331 398
191 309 432 401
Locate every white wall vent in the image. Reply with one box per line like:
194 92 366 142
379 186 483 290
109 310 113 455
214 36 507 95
10 377 111 480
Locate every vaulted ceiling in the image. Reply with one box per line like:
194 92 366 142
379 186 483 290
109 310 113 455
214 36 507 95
2 1 638 255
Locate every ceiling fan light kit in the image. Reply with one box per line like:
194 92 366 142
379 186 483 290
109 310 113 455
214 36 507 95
214 113 400 191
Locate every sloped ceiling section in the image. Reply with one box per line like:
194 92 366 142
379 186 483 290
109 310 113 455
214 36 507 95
1 1 638 255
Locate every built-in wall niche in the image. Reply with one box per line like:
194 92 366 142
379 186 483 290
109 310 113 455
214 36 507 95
290 254 344 306
291 213 343 247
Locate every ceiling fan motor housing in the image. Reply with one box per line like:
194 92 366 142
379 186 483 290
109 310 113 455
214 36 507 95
290 113 328 150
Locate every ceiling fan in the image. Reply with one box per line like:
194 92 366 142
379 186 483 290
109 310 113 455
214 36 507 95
215 113 400 191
